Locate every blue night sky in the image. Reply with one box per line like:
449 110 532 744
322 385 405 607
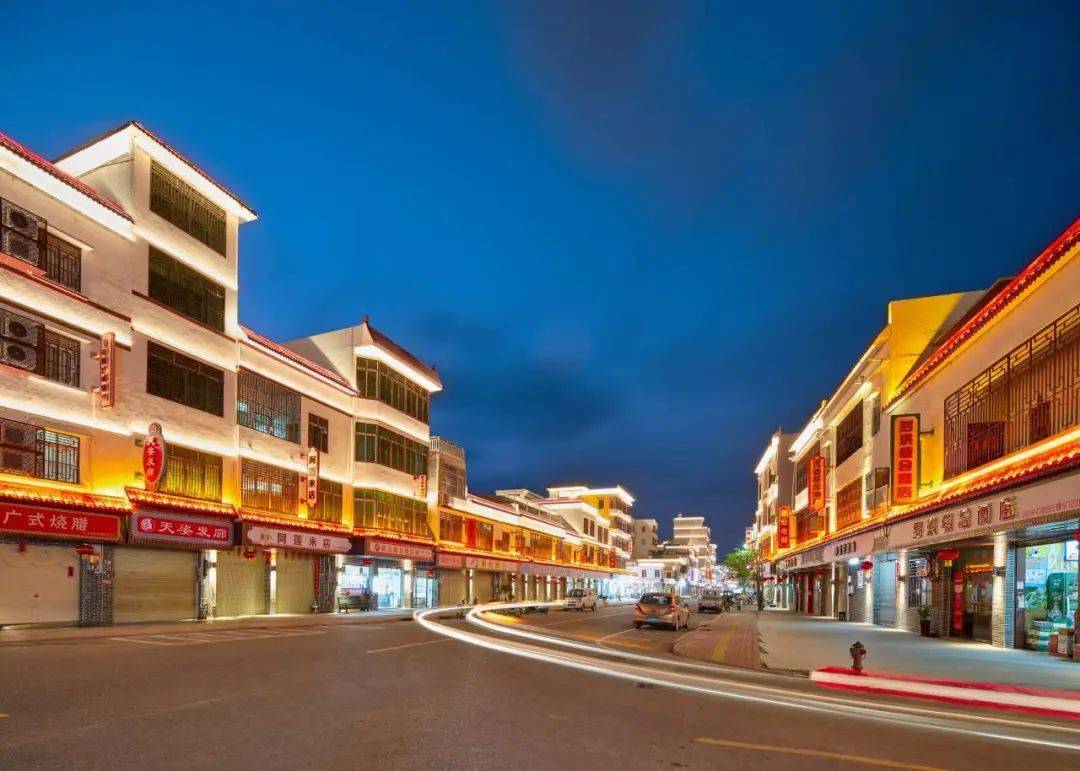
7 3 1079 548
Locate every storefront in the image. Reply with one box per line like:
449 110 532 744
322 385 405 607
463 556 519 602
214 547 267 618
239 522 350 616
1015 523 1078 651
0 501 123 627
348 537 435 609
436 552 468 606
114 509 234 624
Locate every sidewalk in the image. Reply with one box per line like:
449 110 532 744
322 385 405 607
0 607 425 645
758 610 1080 691
673 610 763 669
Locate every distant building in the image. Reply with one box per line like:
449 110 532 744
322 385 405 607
631 518 659 559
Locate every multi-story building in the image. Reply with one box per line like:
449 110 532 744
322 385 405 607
749 431 796 603
631 517 659 559
644 515 718 592
0 121 636 627
755 217 1080 650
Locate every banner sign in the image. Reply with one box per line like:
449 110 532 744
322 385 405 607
244 524 351 554
808 455 827 513
777 504 792 549
131 511 233 549
142 422 166 493
436 552 465 569
891 414 920 504
98 332 116 409
0 504 121 542
465 556 519 573
304 446 319 509
363 538 434 562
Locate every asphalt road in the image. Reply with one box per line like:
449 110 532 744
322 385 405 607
0 606 1077 770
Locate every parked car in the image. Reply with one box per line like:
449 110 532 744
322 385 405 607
565 588 597 611
697 592 722 613
633 592 691 630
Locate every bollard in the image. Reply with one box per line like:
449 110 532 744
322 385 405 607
849 641 867 672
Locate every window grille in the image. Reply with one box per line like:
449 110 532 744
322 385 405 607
162 446 222 501
149 162 227 255
237 370 301 442
147 342 224 416
148 247 225 330
240 458 299 515
0 418 79 483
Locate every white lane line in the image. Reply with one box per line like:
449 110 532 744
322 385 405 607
596 628 638 645
366 638 452 654
109 636 176 646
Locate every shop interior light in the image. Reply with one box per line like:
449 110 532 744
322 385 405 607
847 557 860 566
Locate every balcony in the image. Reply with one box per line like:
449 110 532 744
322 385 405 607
430 435 465 461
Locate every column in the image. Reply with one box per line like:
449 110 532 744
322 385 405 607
991 531 1014 648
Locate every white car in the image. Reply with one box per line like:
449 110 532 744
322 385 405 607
565 588 597 611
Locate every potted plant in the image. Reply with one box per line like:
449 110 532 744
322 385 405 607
918 605 932 637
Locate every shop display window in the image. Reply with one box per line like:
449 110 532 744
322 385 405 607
1022 540 1078 651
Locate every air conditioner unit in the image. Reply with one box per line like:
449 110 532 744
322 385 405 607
0 420 37 449
2 341 37 372
1 448 36 476
1 313 39 345
1 200 44 239
2 230 40 266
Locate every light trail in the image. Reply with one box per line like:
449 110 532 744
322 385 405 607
414 603 1080 754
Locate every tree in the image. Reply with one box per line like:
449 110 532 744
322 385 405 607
724 546 764 611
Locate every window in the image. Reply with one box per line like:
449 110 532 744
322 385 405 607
148 247 225 330
0 418 79 483
354 422 428 475
476 521 493 552
794 443 818 493
237 370 300 442
308 414 329 453
44 234 81 292
240 459 298 515
835 477 862 530
864 467 889 513
835 401 864 466
146 342 224 415
794 507 823 543
944 303 1080 478
437 458 466 500
355 488 430 536
162 445 222 501
907 558 929 608
440 509 463 543
870 393 882 436
309 478 343 523
0 308 80 387
150 162 227 255
355 357 429 423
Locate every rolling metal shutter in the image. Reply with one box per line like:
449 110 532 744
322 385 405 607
872 554 897 627
274 552 315 615
215 549 266 618
113 548 197 623
0 542 78 626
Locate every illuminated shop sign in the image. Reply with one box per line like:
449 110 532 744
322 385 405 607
890 414 920 504
808 455 827 513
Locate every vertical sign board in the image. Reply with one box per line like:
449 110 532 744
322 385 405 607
98 332 116 408
891 414 921 505
808 455 827 513
777 504 792 549
952 570 965 633
304 446 319 508
142 422 166 492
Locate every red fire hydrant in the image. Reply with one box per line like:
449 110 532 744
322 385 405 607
850 641 867 672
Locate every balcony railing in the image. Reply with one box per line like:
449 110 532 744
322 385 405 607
944 302 1079 478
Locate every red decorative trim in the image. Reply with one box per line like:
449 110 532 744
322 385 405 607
351 527 435 546
0 130 132 221
890 218 1080 406
0 482 130 514
237 507 350 534
125 487 237 519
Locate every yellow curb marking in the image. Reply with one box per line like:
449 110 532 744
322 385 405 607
694 737 946 770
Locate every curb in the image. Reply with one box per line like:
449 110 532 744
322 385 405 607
811 666 1080 720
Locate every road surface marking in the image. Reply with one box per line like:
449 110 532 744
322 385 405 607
694 737 945 770
109 636 175 645
109 629 325 646
366 638 452 654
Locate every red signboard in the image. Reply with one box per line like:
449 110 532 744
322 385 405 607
363 538 434 562
436 552 465 569
808 455 827 513
244 523 351 554
131 511 233 548
0 503 121 542
777 504 792 549
98 332 116 409
142 422 166 492
304 446 319 509
891 414 920 504
952 570 965 633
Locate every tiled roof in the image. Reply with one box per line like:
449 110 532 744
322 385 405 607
125 487 236 518
237 507 352 534
241 325 355 391
894 435 1080 519
0 130 132 221
890 217 1080 406
55 120 256 217
0 482 131 513
364 321 441 387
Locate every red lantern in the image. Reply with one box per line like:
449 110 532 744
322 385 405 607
860 560 874 571
74 544 95 557
243 547 257 560
938 547 960 562
17 539 26 553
